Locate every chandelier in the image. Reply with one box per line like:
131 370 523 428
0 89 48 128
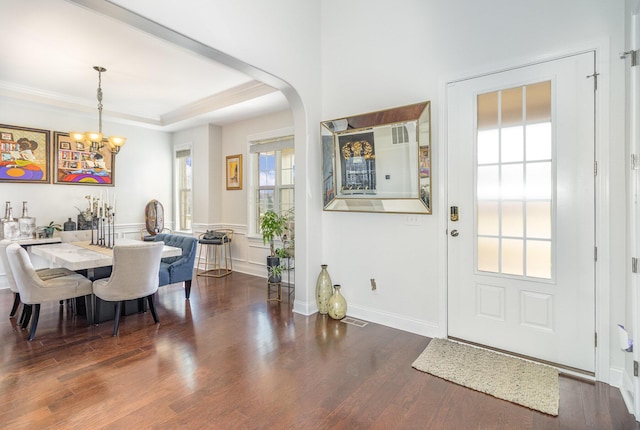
69 66 126 154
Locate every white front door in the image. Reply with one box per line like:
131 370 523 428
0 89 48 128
447 52 596 372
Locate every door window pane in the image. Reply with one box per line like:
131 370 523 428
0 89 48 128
478 129 499 165
502 238 524 275
501 126 524 163
477 165 500 199
526 123 552 161
478 237 500 273
477 91 499 130
501 87 523 126
477 201 499 236
526 162 551 199
526 81 551 122
526 201 551 239
501 164 523 199
526 240 551 278
502 201 523 237
475 81 553 280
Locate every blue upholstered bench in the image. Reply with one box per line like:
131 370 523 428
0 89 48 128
152 233 198 299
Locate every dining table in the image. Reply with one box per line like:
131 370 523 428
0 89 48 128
31 238 182 324
31 238 181 275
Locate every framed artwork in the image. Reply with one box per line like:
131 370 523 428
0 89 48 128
0 124 50 183
226 154 243 190
53 131 115 185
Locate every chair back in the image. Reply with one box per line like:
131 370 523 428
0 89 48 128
153 233 197 264
0 239 19 293
60 230 92 243
5 243 48 303
97 242 164 301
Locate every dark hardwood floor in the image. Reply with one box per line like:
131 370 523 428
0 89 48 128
0 272 638 429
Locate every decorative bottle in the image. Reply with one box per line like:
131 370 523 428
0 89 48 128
328 284 347 320
64 217 77 231
18 201 36 239
315 264 333 315
1 203 19 240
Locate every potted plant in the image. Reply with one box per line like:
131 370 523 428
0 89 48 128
267 261 284 283
38 221 62 238
260 209 289 282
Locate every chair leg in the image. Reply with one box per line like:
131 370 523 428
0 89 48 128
185 279 192 299
19 305 27 325
21 304 32 329
9 292 20 317
28 304 41 341
147 295 159 324
84 294 94 325
94 296 101 326
112 301 123 336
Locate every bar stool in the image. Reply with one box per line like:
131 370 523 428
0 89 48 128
197 229 233 277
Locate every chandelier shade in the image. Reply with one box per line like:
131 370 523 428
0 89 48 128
68 66 126 154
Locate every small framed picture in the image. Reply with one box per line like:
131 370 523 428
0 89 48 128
226 154 243 190
60 141 71 150
1 132 13 141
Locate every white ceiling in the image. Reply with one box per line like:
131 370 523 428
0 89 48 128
0 0 290 131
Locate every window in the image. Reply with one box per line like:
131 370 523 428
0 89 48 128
476 81 552 279
175 147 192 232
250 135 294 235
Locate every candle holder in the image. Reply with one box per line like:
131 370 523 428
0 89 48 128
87 197 116 249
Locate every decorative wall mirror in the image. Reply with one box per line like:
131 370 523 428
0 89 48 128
321 101 431 214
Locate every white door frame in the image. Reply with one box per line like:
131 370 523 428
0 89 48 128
438 44 611 382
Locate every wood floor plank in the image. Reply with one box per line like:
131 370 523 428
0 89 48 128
0 272 637 429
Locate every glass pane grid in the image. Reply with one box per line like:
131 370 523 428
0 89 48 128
254 148 295 235
475 82 553 280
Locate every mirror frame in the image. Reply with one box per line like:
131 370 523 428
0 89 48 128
321 101 431 214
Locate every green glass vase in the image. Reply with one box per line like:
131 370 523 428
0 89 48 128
315 264 332 314
328 284 347 320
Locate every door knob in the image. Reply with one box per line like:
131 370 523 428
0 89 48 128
450 229 459 237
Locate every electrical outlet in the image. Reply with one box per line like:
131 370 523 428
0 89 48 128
370 278 377 291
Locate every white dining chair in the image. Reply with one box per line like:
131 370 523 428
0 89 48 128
5 243 93 341
92 242 164 336
0 239 77 320
60 230 92 243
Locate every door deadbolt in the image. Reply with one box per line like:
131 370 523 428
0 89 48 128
450 206 459 222
450 229 459 237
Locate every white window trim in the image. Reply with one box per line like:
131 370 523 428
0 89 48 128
174 142 193 234
247 127 294 241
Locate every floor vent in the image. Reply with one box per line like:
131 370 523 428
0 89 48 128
341 317 368 327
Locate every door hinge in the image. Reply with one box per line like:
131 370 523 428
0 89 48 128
586 72 600 90
621 49 639 67
635 360 639 377
633 257 638 273
594 246 598 262
594 161 598 176
633 154 640 170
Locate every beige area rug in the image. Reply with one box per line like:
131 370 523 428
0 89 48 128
412 338 559 416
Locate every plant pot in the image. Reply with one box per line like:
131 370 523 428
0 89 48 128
267 256 281 283
43 227 54 238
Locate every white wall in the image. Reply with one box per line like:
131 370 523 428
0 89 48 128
174 110 294 277
0 98 172 284
0 99 172 226
110 0 323 312
172 124 222 231
319 0 626 377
